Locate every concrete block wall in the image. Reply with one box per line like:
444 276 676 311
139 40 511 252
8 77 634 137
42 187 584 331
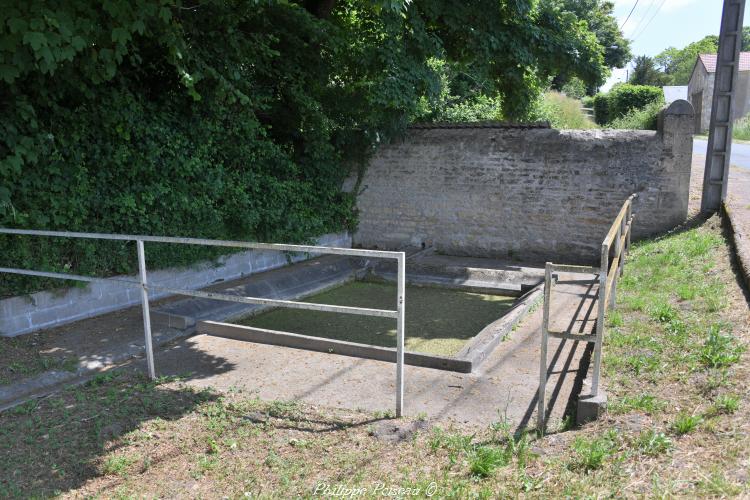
352 101 694 264
0 232 351 337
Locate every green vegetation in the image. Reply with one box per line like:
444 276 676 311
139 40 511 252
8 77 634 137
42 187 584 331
238 281 515 356
649 27 750 86
733 114 750 141
628 55 667 87
593 83 664 126
606 100 663 130
670 413 702 435
569 431 619 471
1 1 620 297
536 91 597 129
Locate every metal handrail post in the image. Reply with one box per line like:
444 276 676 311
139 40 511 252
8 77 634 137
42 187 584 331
537 263 552 434
592 243 608 396
136 240 156 380
395 252 406 417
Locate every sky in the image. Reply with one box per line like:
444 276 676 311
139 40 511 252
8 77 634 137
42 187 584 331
602 0 750 90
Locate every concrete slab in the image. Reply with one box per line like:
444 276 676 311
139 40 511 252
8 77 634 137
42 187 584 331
146 276 595 431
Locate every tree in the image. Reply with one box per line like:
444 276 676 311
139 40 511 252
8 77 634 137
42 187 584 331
629 56 667 86
563 0 631 69
655 36 719 85
554 0 631 93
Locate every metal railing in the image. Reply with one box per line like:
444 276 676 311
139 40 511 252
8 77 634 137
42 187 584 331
537 194 636 432
0 229 408 416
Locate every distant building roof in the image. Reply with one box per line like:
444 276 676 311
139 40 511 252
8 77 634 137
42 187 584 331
698 52 750 73
662 85 687 104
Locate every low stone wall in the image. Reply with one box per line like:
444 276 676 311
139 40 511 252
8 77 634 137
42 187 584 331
0 232 351 337
351 100 694 264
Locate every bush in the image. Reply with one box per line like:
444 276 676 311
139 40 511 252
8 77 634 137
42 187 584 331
534 91 596 129
560 77 587 100
593 84 664 125
606 101 663 130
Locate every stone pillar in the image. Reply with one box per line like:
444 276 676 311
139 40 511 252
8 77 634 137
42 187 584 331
656 99 695 226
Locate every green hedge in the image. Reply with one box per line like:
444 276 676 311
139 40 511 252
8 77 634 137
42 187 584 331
592 84 664 125
0 2 384 297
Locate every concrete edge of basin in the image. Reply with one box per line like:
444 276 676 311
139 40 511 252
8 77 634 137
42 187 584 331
455 283 544 370
197 320 473 373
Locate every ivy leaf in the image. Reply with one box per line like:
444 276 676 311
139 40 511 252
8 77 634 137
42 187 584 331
0 64 20 83
7 17 28 34
71 35 87 51
132 19 146 35
111 27 130 44
22 31 47 51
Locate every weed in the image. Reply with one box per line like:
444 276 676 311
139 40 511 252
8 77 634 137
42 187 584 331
569 431 619 472
609 394 665 415
88 372 118 387
372 408 396 419
670 413 702 435
206 437 220 454
625 354 660 375
697 471 742 496
468 445 510 478
711 394 740 415
266 400 302 418
607 310 624 327
636 430 672 456
195 455 219 476
675 283 697 301
103 455 137 476
700 325 743 368
648 302 678 323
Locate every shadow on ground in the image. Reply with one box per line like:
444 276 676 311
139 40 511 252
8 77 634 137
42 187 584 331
0 371 217 497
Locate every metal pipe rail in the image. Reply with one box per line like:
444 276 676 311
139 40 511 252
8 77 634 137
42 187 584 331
0 228 408 416
537 194 636 433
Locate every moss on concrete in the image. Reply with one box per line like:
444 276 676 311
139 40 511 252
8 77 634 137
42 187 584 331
237 281 515 356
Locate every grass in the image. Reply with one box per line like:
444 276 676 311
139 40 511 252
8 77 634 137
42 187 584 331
536 91 597 129
237 281 515 356
670 413 702 435
0 216 747 498
733 114 750 141
606 100 663 130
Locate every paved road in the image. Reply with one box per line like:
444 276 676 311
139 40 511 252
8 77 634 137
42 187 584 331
694 138 750 170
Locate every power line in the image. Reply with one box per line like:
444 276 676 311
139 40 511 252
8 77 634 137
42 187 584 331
620 0 640 30
627 0 657 37
632 0 668 41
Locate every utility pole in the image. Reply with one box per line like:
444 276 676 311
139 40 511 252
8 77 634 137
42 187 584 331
701 0 746 212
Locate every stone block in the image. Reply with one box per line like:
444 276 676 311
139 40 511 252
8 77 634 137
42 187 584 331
577 391 608 425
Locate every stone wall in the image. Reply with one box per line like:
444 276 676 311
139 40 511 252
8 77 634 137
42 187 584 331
352 100 694 264
1 232 351 337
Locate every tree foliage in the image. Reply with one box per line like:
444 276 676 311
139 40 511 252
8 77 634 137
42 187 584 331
629 55 667 86
0 0 613 295
555 0 631 93
655 36 719 86
654 27 750 86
